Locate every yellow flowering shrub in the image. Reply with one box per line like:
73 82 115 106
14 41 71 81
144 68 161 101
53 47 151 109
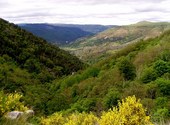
41 96 153 125
0 91 28 117
41 112 65 125
99 95 153 125
41 112 98 125
99 108 120 125
65 112 98 125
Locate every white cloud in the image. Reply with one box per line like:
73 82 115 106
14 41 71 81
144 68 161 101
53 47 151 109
0 0 170 25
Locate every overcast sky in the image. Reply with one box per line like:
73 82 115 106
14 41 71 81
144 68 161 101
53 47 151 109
0 0 170 25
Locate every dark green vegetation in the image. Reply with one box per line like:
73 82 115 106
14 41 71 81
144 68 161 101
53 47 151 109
19 24 113 45
0 18 84 115
0 18 170 123
64 21 170 63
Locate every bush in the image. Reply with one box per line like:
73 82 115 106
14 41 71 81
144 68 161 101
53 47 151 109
153 108 169 124
156 78 170 96
155 97 168 109
41 96 153 125
103 89 120 109
141 67 157 83
117 57 136 80
99 95 153 125
153 60 169 76
0 91 28 117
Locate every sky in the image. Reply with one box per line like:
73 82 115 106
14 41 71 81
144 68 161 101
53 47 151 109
0 0 170 25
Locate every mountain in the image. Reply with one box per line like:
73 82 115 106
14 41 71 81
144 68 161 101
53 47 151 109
0 18 84 114
45 29 170 119
19 24 113 45
53 24 114 34
0 18 170 124
64 21 170 63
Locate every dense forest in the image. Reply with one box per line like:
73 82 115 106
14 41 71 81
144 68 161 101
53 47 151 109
0 18 170 124
0 18 84 116
19 24 93 45
19 24 113 45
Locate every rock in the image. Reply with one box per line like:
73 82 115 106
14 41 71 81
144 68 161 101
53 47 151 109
6 110 34 120
6 111 24 119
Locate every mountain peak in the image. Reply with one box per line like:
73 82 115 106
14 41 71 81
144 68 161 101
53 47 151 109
134 21 153 26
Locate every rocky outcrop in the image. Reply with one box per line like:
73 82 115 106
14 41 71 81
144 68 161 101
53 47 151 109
6 110 34 119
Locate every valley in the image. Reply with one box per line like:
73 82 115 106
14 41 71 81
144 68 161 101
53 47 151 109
0 18 170 124
63 21 170 63
19 23 113 45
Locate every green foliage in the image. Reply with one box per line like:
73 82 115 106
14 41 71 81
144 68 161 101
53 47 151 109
58 67 100 89
153 60 170 76
141 67 157 83
117 57 136 80
68 98 96 113
0 18 84 82
1 18 170 122
41 96 153 125
153 108 169 124
156 78 170 96
0 18 86 116
155 97 168 109
103 89 120 109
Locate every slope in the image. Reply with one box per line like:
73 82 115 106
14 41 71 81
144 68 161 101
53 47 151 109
54 24 114 34
64 21 170 63
48 29 170 121
0 18 84 114
19 23 93 45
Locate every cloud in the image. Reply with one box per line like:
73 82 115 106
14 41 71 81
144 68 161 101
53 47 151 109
0 0 170 25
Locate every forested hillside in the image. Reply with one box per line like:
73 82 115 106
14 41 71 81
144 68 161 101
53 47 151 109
64 21 170 63
0 18 170 124
19 24 113 45
45 29 170 124
0 18 84 115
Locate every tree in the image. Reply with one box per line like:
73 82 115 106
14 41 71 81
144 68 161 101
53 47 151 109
118 57 136 80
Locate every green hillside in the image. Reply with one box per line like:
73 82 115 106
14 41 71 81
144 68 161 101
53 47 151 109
48 29 170 122
64 21 170 63
0 18 170 124
0 18 84 115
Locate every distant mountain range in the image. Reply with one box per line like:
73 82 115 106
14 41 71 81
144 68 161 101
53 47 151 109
63 21 170 63
19 24 113 45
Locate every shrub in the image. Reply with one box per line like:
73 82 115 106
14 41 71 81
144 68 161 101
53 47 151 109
141 67 157 83
99 95 153 125
41 96 153 125
153 60 169 76
41 113 65 125
0 91 28 117
155 97 168 109
156 78 170 96
103 89 120 109
153 108 169 124
117 57 136 80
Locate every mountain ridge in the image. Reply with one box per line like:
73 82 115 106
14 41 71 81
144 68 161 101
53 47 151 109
64 21 170 63
19 23 114 45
